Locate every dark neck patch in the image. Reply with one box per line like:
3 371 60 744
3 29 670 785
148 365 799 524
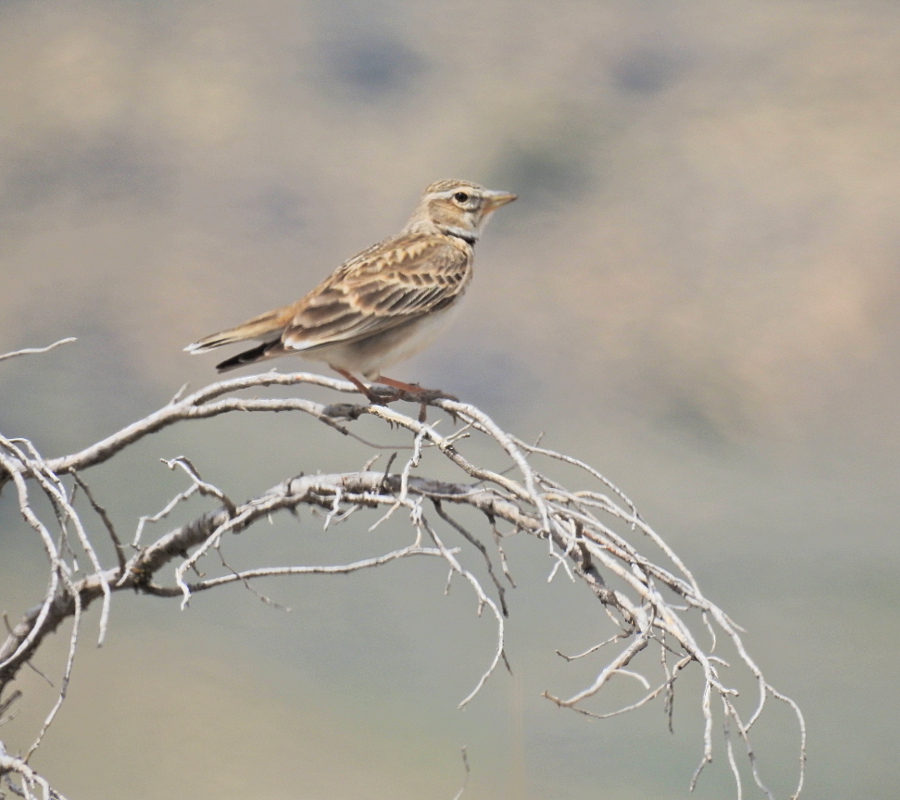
445 229 477 245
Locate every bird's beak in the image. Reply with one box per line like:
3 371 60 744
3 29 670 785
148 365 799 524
483 190 517 211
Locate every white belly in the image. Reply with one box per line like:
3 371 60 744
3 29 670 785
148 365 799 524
297 305 460 379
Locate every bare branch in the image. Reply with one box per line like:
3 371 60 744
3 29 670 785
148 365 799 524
71 472 127 574
433 500 509 617
450 747 471 800
0 338 77 364
145 545 451 596
0 740 71 800
0 362 806 800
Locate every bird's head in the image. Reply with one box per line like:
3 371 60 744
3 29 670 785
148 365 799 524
407 179 517 244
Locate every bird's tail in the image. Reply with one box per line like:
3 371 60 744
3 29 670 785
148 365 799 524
213 340 286 372
184 305 295 355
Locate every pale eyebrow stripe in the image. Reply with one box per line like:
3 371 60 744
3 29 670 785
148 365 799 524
426 189 471 201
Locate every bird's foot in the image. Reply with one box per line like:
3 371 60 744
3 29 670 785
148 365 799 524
375 376 456 403
408 388 458 403
374 378 458 419
332 369 456 420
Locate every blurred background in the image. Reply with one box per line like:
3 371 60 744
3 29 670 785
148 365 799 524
2 0 899 797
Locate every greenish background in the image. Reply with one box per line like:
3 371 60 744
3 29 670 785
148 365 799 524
2 1 899 797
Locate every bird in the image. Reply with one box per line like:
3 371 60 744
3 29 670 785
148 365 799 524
185 179 516 402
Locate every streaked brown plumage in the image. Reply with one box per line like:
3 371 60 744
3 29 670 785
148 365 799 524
185 179 516 400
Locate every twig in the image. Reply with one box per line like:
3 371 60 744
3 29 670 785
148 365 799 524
0 337 77 363
450 746 471 800
71 471 127 573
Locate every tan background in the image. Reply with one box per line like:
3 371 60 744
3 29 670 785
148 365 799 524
2 0 899 797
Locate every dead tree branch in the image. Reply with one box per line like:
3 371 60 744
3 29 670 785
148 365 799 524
0 353 806 800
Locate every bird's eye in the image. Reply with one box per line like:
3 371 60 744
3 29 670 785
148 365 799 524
453 191 470 203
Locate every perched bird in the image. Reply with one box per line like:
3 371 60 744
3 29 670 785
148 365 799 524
185 179 516 402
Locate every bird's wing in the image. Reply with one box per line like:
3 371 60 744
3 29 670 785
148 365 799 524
282 234 471 351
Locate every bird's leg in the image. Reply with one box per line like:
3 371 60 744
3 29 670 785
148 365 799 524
333 368 388 404
375 376 424 395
